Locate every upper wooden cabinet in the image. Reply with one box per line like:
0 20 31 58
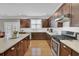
70 3 79 27
20 19 30 28
54 5 63 18
57 22 63 27
62 3 71 15
42 19 50 28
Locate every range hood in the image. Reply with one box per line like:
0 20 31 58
55 14 71 22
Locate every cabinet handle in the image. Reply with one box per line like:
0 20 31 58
21 41 23 43
63 45 66 48
11 47 15 50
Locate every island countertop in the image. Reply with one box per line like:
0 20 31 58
0 34 30 54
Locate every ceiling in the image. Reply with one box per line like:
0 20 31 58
0 3 62 19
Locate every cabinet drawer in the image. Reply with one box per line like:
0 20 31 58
60 43 71 56
4 45 17 56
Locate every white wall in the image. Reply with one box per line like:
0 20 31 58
62 27 79 32
0 19 20 32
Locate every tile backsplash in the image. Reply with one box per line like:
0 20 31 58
52 27 79 35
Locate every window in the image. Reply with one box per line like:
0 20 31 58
31 19 42 29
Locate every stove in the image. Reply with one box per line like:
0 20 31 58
51 31 77 56
52 35 76 42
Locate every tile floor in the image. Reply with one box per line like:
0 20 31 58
24 40 53 56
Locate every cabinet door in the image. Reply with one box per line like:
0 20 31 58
60 43 71 56
4 45 17 56
71 3 79 27
20 19 30 28
32 32 48 40
57 22 63 27
72 50 79 56
42 19 50 28
55 6 63 18
23 38 29 53
47 34 51 47
62 3 71 15
17 40 24 56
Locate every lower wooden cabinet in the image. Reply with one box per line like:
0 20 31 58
17 37 30 56
47 34 51 47
60 43 71 56
23 36 30 53
4 45 17 56
71 50 79 56
31 32 48 40
0 36 30 56
17 40 24 56
60 43 79 56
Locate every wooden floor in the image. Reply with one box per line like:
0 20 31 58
24 40 53 56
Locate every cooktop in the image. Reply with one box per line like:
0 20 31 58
52 35 77 42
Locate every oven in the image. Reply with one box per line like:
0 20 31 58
51 31 77 56
51 37 60 56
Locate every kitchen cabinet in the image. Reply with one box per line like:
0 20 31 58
51 4 72 28
54 5 63 18
0 36 30 56
20 19 30 28
42 19 50 28
70 3 79 27
4 45 17 56
60 43 79 56
60 43 71 56
46 34 51 47
71 50 79 56
24 36 30 51
57 22 63 27
31 32 48 40
62 3 71 15
17 36 30 56
53 5 63 27
27 38 30 48
55 3 79 27
49 3 79 27
23 38 28 53
17 40 24 56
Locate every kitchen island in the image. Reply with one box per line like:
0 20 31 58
0 33 30 56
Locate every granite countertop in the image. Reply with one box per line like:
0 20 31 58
0 34 30 54
60 40 79 53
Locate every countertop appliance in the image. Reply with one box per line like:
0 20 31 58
51 31 77 56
